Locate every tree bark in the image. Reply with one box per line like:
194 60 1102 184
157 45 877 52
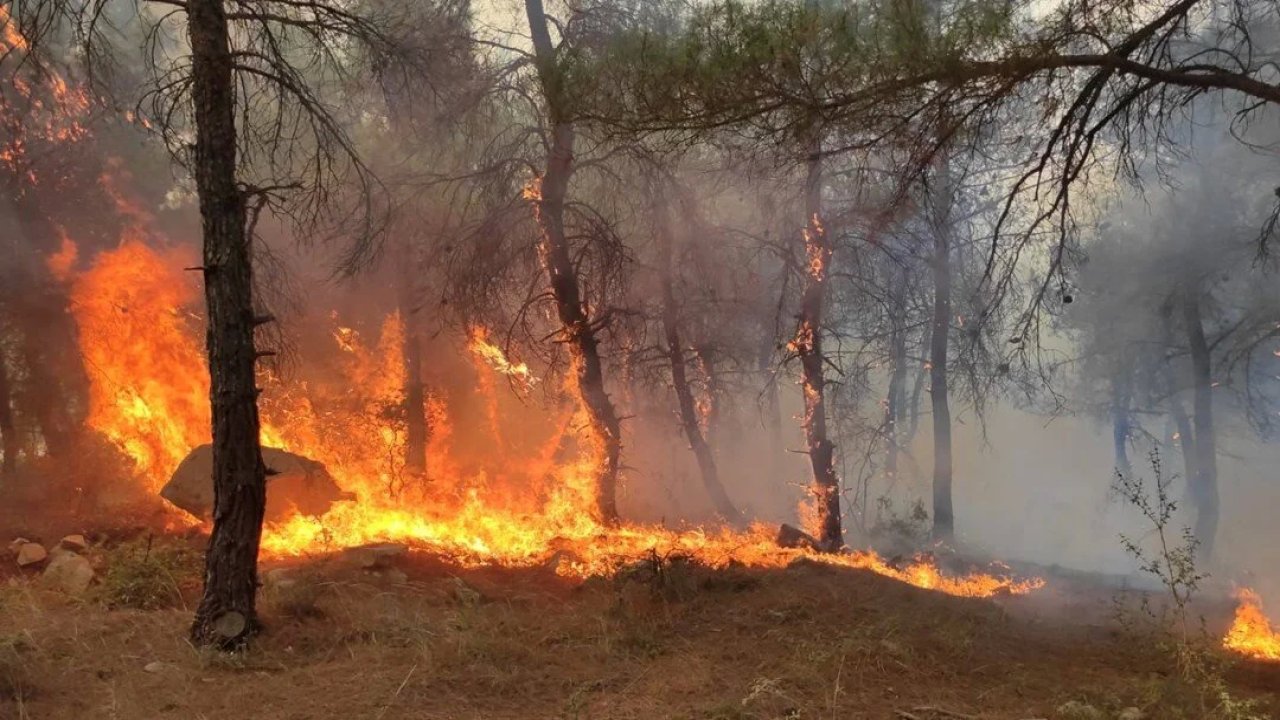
929 183 955 542
187 0 269 650
656 197 740 521
792 136 841 551
401 282 427 476
0 356 18 475
884 267 910 486
1181 289 1219 560
525 0 622 524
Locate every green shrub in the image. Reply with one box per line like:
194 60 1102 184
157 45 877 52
97 538 199 610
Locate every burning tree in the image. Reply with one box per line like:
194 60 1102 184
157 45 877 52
0 0 412 647
521 0 625 524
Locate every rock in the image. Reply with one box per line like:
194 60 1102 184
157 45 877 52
16 542 48 568
344 543 408 570
8 537 31 556
59 534 89 552
1055 700 1103 720
143 661 172 674
160 444 355 522
42 553 95 594
1117 708 1145 720
776 523 822 551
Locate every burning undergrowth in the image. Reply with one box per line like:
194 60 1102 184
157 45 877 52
56 237 1049 598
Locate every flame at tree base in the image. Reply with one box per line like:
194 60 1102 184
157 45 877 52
1224 588 1280 661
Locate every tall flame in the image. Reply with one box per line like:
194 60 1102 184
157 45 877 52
65 236 1043 597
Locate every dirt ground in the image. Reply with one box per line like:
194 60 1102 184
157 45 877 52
0 534 1277 720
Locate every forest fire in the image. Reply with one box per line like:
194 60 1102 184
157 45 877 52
1224 588 1280 662
62 240 1043 596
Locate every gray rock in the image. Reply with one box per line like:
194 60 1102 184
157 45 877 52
41 553 94 594
159 444 355 522
59 534 89 552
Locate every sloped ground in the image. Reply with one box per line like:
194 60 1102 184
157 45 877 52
0 538 1277 720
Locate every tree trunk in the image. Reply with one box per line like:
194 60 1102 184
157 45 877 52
792 136 841 551
1181 290 1219 560
401 282 427 476
188 0 269 650
9 198 89 459
1110 375 1132 476
0 356 18 475
929 187 954 542
525 0 622 524
884 267 910 486
1168 398 1197 486
656 196 739 521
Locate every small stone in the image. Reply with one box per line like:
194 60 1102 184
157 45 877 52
42 553 94 594
1117 708 1145 720
143 661 171 673
16 543 48 568
59 534 89 552
8 538 30 556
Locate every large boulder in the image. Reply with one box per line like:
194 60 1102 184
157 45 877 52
160 444 354 522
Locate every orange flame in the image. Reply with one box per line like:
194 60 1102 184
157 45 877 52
64 232 1043 597
1224 588 1280 661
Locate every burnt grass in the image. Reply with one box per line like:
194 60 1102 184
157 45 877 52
0 538 1277 720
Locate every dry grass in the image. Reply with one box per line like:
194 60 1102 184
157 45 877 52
0 540 1275 719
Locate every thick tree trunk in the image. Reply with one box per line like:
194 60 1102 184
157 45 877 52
525 0 622 524
1181 290 1219 560
656 199 739 521
0 357 18 475
792 137 841 551
929 192 954 542
187 0 269 650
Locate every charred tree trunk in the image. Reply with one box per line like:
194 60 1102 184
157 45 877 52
525 0 621 524
656 199 739 521
403 318 427 476
401 276 427 476
884 267 910 486
1169 398 1197 485
792 137 841 551
929 192 954 542
188 0 269 650
1181 290 1219 560
9 200 89 459
0 356 18 475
